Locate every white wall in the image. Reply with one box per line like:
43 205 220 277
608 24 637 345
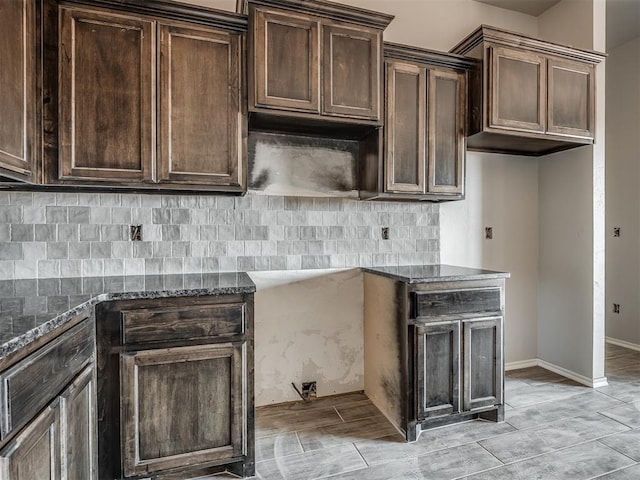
606 36 640 345
536 0 606 385
441 153 539 364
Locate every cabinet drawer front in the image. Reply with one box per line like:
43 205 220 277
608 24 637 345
413 288 501 318
121 303 245 345
0 318 94 440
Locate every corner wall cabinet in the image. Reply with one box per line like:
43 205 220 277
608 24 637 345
360 43 473 201
96 294 255 479
0 0 39 182
244 0 393 133
450 25 605 156
363 272 506 441
0 0 248 192
0 315 97 480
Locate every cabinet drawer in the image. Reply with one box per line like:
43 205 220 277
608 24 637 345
413 288 501 318
0 318 94 440
121 303 245 345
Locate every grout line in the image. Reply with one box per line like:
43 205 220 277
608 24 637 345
352 442 371 468
294 430 305 453
334 406 346 423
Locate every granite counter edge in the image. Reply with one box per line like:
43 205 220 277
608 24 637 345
0 284 256 363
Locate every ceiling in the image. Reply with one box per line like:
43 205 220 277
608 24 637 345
184 0 640 52
473 0 561 16
607 0 640 50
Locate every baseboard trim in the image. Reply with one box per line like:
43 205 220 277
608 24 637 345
507 358 608 388
537 359 608 388
606 336 640 352
505 359 538 371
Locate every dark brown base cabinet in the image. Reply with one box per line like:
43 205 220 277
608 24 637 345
0 316 97 480
363 273 505 441
96 294 254 479
359 43 474 202
450 25 605 156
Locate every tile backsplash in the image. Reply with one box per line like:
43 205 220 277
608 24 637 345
0 191 439 279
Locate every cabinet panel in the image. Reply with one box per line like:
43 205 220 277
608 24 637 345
0 319 94 441
323 24 380 119
547 58 594 138
0 405 60 480
413 288 501 318
416 322 460 420
0 0 35 178
427 69 465 195
253 9 319 113
463 317 503 412
121 343 244 477
384 62 425 193
158 23 244 187
59 7 154 182
59 367 96 480
121 302 246 345
489 46 546 133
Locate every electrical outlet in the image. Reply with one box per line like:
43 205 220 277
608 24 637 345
130 225 143 241
614 227 621 237
381 227 390 240
613 303 620 314
485 227 493 239
301 381 317 400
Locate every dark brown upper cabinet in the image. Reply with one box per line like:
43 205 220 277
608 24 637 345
0 0 39 182
245 0 393 134
44 1 248 192
58 7 155 184
157 23 244 188
451 25 605 156
360 43 473 202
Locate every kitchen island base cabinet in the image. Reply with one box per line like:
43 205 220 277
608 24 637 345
363 270 506 442
97 294 254 480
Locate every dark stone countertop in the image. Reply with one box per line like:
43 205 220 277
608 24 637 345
362 264 510 283
0 272 256 362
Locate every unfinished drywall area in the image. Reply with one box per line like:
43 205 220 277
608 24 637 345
605 36 640 347
250 269 364 405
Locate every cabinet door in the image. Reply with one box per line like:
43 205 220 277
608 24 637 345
0 405 60 480
59 7 154 183
121 343 245 477
322 23 380 120
59 366 97 480
415 321 460 420
462 317 503 412
384 61 426 194
547 58 594 139
427 69 465 195
0 0 36 180
158 24 245 189
489 46 546 133
253 8 320 113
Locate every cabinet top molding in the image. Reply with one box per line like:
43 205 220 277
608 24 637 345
384 42 476 71
61 0 248 31
450 24 606 64
238 0 394 29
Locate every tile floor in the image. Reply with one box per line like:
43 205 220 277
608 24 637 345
209 343 640 479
